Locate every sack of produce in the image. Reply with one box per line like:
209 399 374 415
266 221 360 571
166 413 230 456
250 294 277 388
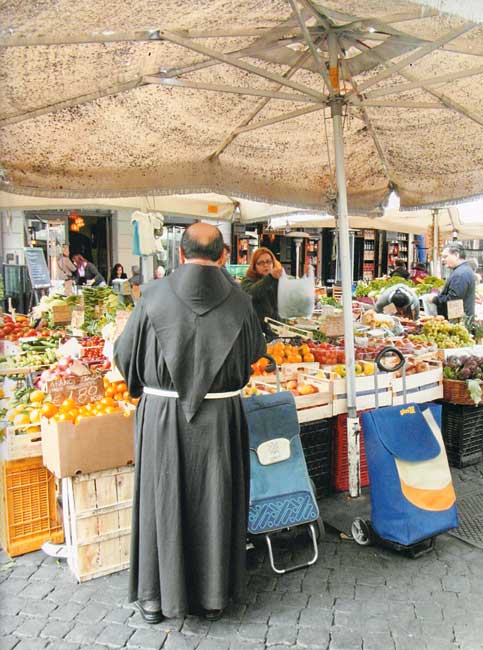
278 267 315 319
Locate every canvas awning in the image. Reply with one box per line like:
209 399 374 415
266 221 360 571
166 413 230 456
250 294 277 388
0 1 482 211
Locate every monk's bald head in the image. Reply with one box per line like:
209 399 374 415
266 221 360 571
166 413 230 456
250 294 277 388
180 222 224 262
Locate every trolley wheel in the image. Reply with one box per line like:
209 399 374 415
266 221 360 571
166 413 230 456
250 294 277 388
351 518 373 546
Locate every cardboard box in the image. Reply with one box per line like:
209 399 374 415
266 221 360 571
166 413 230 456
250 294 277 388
41 410 135 478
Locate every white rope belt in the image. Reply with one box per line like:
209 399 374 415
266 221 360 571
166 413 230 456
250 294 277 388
143 387 242 400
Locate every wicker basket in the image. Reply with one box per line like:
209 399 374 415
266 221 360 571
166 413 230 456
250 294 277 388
443 378 482 406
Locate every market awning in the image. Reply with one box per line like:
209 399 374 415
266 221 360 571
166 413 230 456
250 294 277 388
1 1 482 211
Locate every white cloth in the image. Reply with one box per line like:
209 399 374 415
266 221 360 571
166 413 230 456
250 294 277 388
143 387 242 400
131 211 165 256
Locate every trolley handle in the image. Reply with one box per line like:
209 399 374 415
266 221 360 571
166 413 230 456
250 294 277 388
375 346 405 373
261 354 281 392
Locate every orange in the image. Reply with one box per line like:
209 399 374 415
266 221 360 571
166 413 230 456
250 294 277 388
101 397 117 407
61 398 77 410
303 353 315 362
105 386 115 398
41 402 58 419
116 382 128 394
29 389 46 404
122 391 130 401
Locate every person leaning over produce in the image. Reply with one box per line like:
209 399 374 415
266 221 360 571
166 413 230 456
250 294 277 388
375 283 420 320
114 222 265 624
72 253 106 287
427 243 475 319
56 244 77 280
241 247 282 335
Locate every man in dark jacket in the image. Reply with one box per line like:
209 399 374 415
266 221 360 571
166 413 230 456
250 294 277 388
429 243 475 318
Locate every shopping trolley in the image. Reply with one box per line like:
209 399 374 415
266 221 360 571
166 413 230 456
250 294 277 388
242 355 321 574
351 346 458 557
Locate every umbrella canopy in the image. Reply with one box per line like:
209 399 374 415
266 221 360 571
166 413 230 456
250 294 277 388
0 1 482 209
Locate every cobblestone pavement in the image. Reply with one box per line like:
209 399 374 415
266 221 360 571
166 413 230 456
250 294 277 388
2 464 483 650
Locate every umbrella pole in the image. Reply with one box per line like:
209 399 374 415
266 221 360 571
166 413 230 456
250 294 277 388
328 32 360 498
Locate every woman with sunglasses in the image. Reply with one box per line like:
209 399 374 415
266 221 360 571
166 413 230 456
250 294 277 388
241 247 282 336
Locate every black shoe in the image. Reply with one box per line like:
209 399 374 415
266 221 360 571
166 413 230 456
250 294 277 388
135 600 163 624
204 609 223 622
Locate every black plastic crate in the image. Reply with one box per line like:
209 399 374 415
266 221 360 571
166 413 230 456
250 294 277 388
300 419 332 498
442 402 483 468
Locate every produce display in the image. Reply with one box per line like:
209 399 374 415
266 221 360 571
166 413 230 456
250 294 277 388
0 313 54 341
82 286 121 335
409 318 474 348
443 355 483 405
354 275 444 299
0 334 63 371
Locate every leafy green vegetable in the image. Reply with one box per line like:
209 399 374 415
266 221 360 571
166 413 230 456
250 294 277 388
467 379 482 406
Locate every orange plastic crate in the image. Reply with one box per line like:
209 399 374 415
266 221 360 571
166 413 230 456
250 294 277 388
0 456 64 557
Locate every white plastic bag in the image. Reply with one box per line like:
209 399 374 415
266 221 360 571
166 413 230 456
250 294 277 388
421 293 438 317
278 267 315 319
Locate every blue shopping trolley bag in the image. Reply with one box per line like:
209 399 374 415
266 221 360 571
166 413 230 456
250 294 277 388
358 347 458 549
242 356 320 574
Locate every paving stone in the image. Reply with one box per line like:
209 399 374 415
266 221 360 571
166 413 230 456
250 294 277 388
19 584 54 600
0 614 25 635
298 608 332 628
30 565 67 582
157 618 184 633
268 608 300 627
326 582 355 599
20 600 58 619
414 602 444 622
229 642 264 650
241 606 271 625
197 640 230 650
64 623 106 644
45 587 78 604
95 623 135 648
15 618 47 638
12 640 48 650
208 621 240 640
0 637 21 650
266 624 297 646
296 626 330 649
279 592 309 608
0 578 29 596
424 642 457 650
126 628 166 650
328 627 362 650
45 643 80 650
392 635 427 650
442 575 472 594
1 597 27 616
361 632 395 650
236 623 267 643
180 617 210 636
49 603 83 622
102 607 134 625
92 588 129 608
40 621 74 640
418 620 454 642
163 632 202 650
75 604 110 624
69 587 98 605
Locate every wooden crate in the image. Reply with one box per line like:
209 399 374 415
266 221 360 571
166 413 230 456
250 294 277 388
0 456 64 557
0 425 43 460
63 465 134 582
391 362 443 405
332 372 393 415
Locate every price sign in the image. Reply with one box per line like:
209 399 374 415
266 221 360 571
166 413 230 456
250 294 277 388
24 247 50 289
52 304 71 324
447 299 464 320
46 374 105 406
71 306 85 329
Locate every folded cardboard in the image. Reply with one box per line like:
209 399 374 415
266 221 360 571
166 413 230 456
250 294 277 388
41 410 135 478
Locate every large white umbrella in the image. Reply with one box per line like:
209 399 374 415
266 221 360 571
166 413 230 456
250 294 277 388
1 1 482 496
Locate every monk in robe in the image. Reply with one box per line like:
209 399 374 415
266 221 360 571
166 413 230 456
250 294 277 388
114 223 265 623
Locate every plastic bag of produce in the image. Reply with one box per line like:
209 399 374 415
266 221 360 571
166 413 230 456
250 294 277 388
278 267 315 319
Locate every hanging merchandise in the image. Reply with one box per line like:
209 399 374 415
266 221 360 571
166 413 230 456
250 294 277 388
130 211 165 256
